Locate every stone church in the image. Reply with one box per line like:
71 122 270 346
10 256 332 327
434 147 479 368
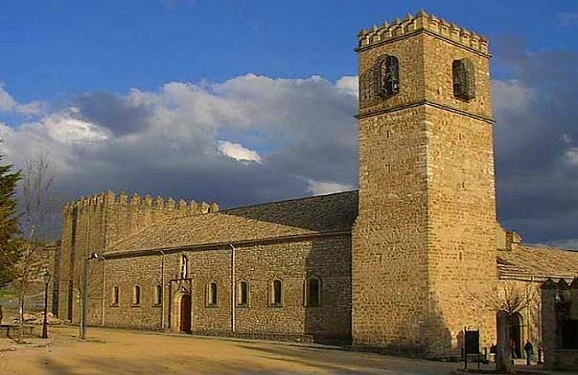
53 11 578 357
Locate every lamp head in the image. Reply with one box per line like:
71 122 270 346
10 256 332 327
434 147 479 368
42 269 51 284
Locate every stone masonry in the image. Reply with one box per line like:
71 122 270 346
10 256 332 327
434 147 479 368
53 10 578 359
57 191 218 323
352 10 496 356
541 278 578 371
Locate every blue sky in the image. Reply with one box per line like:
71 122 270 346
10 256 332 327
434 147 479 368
2 0 576 100
1 0 578 247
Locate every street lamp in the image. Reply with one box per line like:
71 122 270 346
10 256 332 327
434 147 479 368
41 269 51 339
80 252 100 340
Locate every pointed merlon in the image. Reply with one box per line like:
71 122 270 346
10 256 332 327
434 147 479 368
570 277 578 289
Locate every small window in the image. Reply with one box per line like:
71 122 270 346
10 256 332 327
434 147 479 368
111 286 119 306
305 277 321 307
207 281 218 306
376 55 400 98
180 254 188 279
237 281 249 306
154 285 162 306
453 58 476 100
270 279 283 306
132 285 141 306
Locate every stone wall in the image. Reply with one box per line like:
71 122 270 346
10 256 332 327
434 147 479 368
56 192 218 322
95 235 352 343
353 12 497 357
541 278 578 371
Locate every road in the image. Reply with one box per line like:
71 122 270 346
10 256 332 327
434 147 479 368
0 326 474 374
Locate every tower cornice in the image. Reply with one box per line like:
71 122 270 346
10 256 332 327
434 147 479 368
356 10 490 57
356 100 495 124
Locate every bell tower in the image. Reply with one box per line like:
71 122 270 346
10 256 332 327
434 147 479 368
351 11 497 356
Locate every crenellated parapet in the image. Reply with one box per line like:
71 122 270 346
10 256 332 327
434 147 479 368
63 191 219 215
357 10 489 54
60 191 219 266
58 190 218 324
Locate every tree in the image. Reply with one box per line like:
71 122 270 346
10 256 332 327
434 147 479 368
481 281 538 373
14 154 55 342
0 154 21 288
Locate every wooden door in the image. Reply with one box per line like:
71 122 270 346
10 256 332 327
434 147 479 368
179 294 192 333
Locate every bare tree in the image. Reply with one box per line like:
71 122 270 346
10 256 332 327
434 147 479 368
478 281 538 373
14 153 55 343
484 281 537 316
72 257 104 332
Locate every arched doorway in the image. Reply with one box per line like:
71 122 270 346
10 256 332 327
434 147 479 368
179 294 192 333
509 312 523 359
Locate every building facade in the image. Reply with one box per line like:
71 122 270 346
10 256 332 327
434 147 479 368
54 11 578 357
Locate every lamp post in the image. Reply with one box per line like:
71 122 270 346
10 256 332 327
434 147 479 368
80 252 100 340
41 270 51 339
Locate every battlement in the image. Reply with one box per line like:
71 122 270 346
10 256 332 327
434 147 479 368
357 10 489 55
63 191 219 215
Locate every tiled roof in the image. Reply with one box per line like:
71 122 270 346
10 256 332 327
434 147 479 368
108 191 358 253
498 245 578 281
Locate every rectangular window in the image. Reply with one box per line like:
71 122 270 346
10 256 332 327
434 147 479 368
207 282 218 307
270 279 283 306
111 286 119 306
132 285 141 306
237 281 248 307
306 278 321 307
154 285 162 306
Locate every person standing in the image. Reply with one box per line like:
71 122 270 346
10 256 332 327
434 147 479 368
524 340 534 365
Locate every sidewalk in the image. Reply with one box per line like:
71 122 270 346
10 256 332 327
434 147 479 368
453 363 573 375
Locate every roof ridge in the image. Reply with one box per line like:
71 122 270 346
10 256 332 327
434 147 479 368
220 190 358 213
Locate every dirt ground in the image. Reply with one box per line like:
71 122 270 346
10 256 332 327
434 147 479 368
0 326 473 375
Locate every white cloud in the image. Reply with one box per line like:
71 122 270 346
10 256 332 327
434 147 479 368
218 141 262 164
540 239 578 250
0 85 17 111
307 179 355 196
492 79 535 113
0 74 358 209
0 83 48 116
564 147 578 166
16 100 49 116
336 76 358 98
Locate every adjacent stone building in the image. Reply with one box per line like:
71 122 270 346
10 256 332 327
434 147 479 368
541 278 578 370
54 11 578 357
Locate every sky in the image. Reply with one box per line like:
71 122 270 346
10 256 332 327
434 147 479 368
0 0 577 248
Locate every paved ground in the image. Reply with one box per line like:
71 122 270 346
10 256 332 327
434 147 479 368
0 326 555 374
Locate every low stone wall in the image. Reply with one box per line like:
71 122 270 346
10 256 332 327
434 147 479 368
550 349 578 371
0 324 36 338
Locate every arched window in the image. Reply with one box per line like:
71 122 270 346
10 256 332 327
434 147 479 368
377 55 400 98
207 281 218 306
305 277 321 307
270 279 283 306
111 286 119 306
237 281 249 306
453 58 476 100
132 285 141 306
154 285 162 306
180 254 188 279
